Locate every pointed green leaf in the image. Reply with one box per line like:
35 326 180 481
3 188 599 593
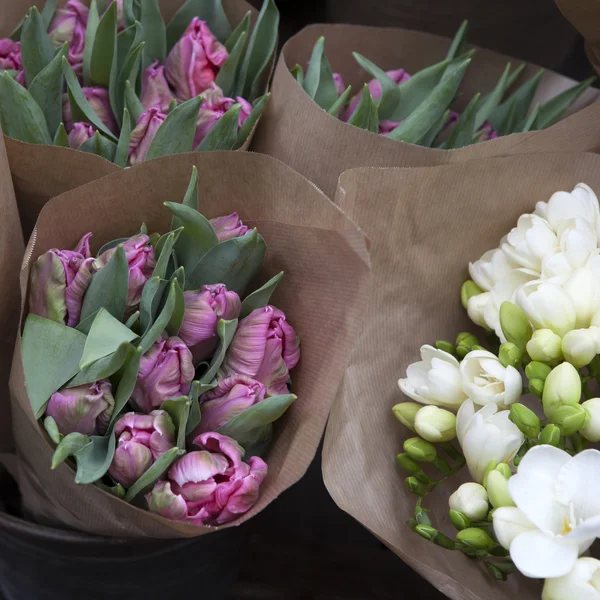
53 123 70 148
197 102 241 151
139 276 166 334
140 0 166 69
166 0 231 49
69 342 134 387
51 432 91 470
139 281 178 354
10 19 24 42
98 482 126 498
41 0 59 27
520 103 541 133
180 166 199 215
445 93 480 149
73 433 116 484
161 396 191 449
80 131 117 161
327 85 352 117
446 20 469 60
347 84 379 133
124 80 144 127
152 230 182 279
201 319 238 384
225 10 250 53
234 92 270 149
22 314 87 419
303 37 325 99
97 237 130 257
108 347 143 430
83 0 100 86
187 229 266 295
80 244 129 322
90 1 117 87
166 278 185 337
240 423 273 458
124 447 182 501
303 37 337 110
145 95 201 160
215 31 247 97
185 380 213 435
420 109 450 148
291 64 304 86
44 415 63 445
474 62 511 130
241 272 283 318
498 97 519 136
114 107 131 167
111 37 145 129
20 6 55 86
353 52 402 120
125 311 140 330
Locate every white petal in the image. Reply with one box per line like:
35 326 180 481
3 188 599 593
493 506 536 549
456 400 475 443
398 376 428 404
502 365 523 405
555 449 600 522
542 557 600 600
420 344 460 368
510 530 578 578
565 515 600 545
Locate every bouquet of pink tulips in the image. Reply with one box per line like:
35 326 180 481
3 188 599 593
0 0 277 164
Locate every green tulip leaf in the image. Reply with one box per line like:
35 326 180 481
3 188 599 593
240 271 283 318
327 85 352 117
140 0 166 69
41 0 59 27
68 341 135 387
97 237 129 257
79 130 117 161
44 415 63 445
83 0 100 85
215 31 247 98
80 244 129 323
90 1 117 87
239 423 273 458
445 93 480 149
291 64 303 86
110 33 144 129
225 10 250 53
97 482 126 498
200 318 238 384
166 0 231 48
53 122 70 148
197 102 242 151
138 280 178 354
161 396 192 449
22 314 87 419
420 109 450 148
234 92 270 149
166 278 185 337
124 80 144 126
124 447 182 502
446 20 469 61
20 6 55 86
51 432 91 470
303 37 337 110
74 433 116 484
185 379 217 436
114 107 132 167
125 310 140 330
347 84 379 133
520 103 541 133
108 346 143 430
152 229 182 280
171 166 199 233
474 62 511 130
139 276 167 334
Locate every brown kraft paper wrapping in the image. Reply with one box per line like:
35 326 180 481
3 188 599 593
0 0 259 234
321 152 600 600
251 24 600 199
8 151 371 538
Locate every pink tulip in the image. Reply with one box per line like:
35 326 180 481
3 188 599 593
48 0 88 78
179 284 241 362
141 60 176 113
193 84 252 148
194 374 266 435
0 39 24 85
209 212 249 242
128 107 167 165
68 122 95 149
46 380 114 436
379 120 401 135
28 232 94 327
333 72 345 97
95 234 156 309
63 88 117 134
131 335 195 413
165 18 229 101
146 432 268 524
478 121 499 142
221 306 301 397
109 411 176 488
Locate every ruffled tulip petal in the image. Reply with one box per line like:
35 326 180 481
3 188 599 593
146 481 189 520
194 432 245 468
169 450 229 489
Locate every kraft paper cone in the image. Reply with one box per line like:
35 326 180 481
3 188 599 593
0 0 259 235
321 152 600 600
9 151 371 538
251 24 600 198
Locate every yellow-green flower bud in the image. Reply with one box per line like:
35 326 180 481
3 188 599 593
415 524 437 541
539 424 561 446
403 437 437 462
500 301 532 350
396 453 421 475
543 362 582 418
392 402 421 432
552 404 589 436
581 398 600 442
482 460 498 488
529 378 544 398
456 332 478 358
494 463 512 479
456 527 496 550
509 403 541 438
405 476 426 496
486 470 516 509
435 340 455 355
499 342 523 368
461 280 483 310
525 361 552 382
527 329 563 365
449 509 471 531
414 406 457 443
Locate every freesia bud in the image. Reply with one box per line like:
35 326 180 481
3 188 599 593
221 306 300 397
551 404 589 436
542 557 600 600
486 470 515 509
529 378 544 398
456 332 479 358
494 462 512 479
403 437 437 462
128 108 167 165
68 122 95 149
414 524 436 541
131 335 194 413
526 329 563 365
482 460 498 487
449 509 471 531
28 232 94 327
434 340 454 354
146 432 268 524
449 482 489 521
509 403 540 439
498 342 523 369
539 424 561 446
405 476 426 496
0 39 24 86
209 212 249 242
63 87 117 134
141 60 176 112
392 402 421 431
396 453 421 475
108 411 176 488
525 361 552 382
456 527 496 550
48 0 88 77
461 280 484 310
543 362 582 418
164 18 228 101
179 284 241 361
414 405 456 442
46 380 114 436
581 398 600 442
499 302 532 350
562 327 600 368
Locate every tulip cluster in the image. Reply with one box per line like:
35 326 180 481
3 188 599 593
293 22 594 147
0 0 278 164
393 182 600 596
23 168 300 526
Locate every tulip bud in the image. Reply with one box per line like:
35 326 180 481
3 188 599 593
562 328 600 368
63 88 117 134
209 213 249 242
529 378 545 398
435 340 455 355
551 404 589 436
0 39 24 86
543 362 582 418
128 108 167 165
141 60 176 113
456 527 496 550
403 437 437 462
581 398 600 442
392 402 421 432
405 476 426 496
525 361 552 382
396 453 421 475
498 342 523 369
415 524 436 541
48 0 88 77
486 470 515 509
500 302 532 350
45 380 114 436
539 424 561 446
461 280 484 310
526 329 563 365
414 405 456 443
449 482 489 521
68 122 95 149
449 509 471 531
509 403 541 438
179 284 241 361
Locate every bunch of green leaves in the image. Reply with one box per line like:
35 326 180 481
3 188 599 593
22 167 295 501
1 0 278 163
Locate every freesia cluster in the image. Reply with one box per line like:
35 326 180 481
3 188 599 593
0 0 278 164
24 169 300 525
293 23 594 148
393 182 600 597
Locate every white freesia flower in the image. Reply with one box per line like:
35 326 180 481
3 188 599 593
449 482 489 521
562 328 600 368
456 401 524 483
398 345 467 409
501 214 558 271
516 280 576 336
460 350 522 408
581 398 600 443
562 268 600 329
542 557 600 600
493 445 600 579
469 247 517 292
467 292 492 330
557 218 598 270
